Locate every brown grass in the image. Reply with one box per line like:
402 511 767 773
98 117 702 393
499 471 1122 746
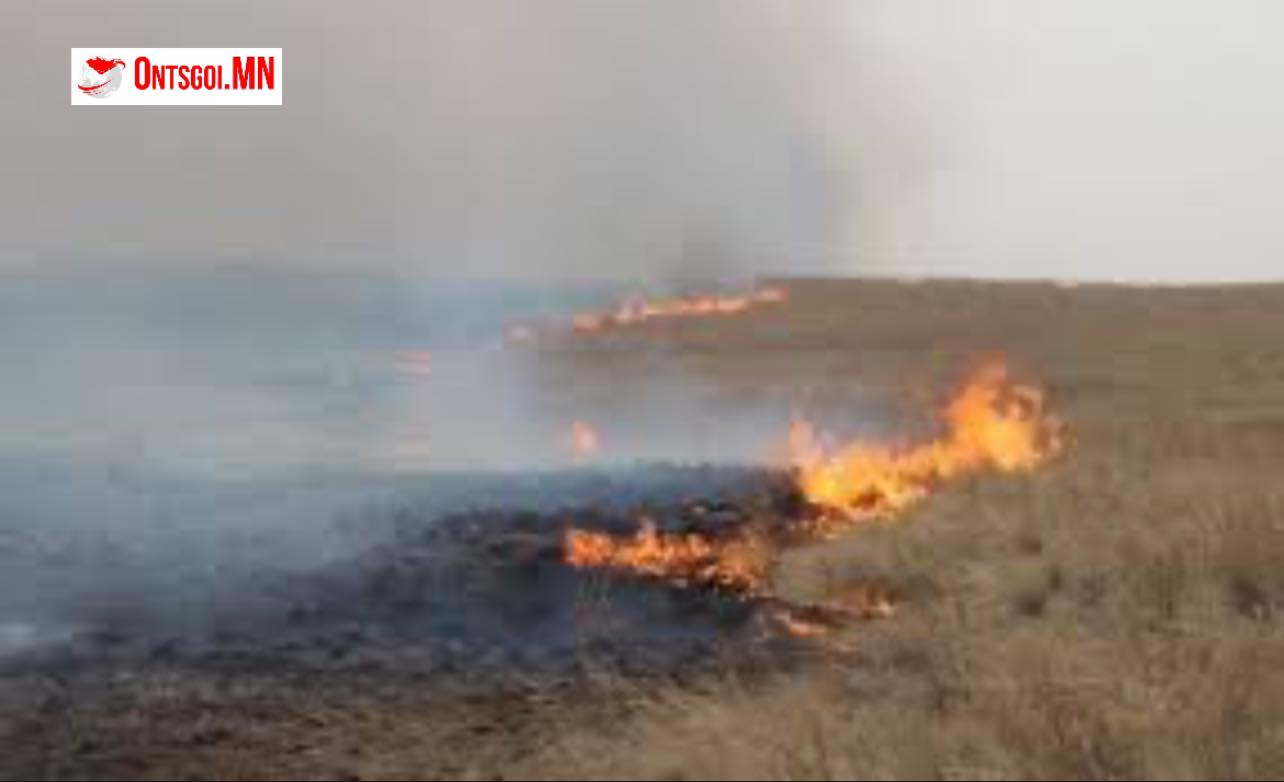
517 280 1284 780
5 279 1284 780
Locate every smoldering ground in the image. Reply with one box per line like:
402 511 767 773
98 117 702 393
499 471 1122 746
0 268 860 675
4 0 868 659
10 0 1282 688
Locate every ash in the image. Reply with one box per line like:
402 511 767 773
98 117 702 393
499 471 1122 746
0 464 803 678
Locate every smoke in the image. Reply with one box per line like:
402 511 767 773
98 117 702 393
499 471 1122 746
2 0 856 282
0 3 839 662
834 1 1284 281
8 1 1284 281
9 0 1284 664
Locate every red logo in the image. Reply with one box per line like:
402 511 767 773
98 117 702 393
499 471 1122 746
78 57 126 98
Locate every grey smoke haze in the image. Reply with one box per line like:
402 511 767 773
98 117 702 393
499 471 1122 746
2 0 842 281
5 1 1284 280
839 1 1284 281
9 1 1284 661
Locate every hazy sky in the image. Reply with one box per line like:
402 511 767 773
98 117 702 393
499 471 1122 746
4 1 1284 281
839 1 1284 280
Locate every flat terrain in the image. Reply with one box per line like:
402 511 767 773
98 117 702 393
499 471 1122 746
4 278 1284 780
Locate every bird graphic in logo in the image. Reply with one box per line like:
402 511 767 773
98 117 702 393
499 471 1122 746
78 57 126 98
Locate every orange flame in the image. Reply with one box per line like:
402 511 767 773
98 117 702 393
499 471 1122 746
564 519 768 593
790 359 1062 531
504 287 784 345
570 420 601 460
762 587 898 637
561 358 1063 636
572 287 785 333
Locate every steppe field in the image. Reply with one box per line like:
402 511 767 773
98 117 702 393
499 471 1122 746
3 278 1283 781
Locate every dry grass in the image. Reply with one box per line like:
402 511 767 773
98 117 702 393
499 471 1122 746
0 670 604 781
5 279 1284 780
516 280 1284 781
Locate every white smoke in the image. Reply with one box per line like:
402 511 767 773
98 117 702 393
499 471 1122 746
833 0 1284 281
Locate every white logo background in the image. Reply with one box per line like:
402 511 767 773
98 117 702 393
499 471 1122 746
70 48 283 106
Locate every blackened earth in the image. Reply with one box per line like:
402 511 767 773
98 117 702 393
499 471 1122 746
2 465 808 678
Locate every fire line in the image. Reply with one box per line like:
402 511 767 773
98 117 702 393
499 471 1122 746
562 358 1064 636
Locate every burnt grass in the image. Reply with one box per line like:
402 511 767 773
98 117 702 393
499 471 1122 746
6 279 1284 780
0 465 807 681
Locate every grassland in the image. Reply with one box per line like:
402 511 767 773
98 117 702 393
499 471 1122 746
4 279 1284 780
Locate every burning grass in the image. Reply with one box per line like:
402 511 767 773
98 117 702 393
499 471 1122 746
561 359 1063 634
571 287 786 333
8 279 1284 781
789 357 1064 534
568 420 601 461
517 280 1284 781
506 285 786 344
564 518 770 594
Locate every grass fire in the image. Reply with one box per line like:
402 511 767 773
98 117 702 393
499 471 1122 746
571 286 786 333
568 420 601 461
561 357 1064 631
15 0 1284 777
789 358 1064 533
6 279 1284 781
506 285 786 344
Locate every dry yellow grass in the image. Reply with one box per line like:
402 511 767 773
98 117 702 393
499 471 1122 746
5 279 1284 780
518 279 1284 780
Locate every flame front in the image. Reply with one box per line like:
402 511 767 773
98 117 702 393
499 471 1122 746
505 286 785 345
570 420 601 460
790 360 1062 531
564 520 768 593
561 358 1064 636
573 287 785 333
